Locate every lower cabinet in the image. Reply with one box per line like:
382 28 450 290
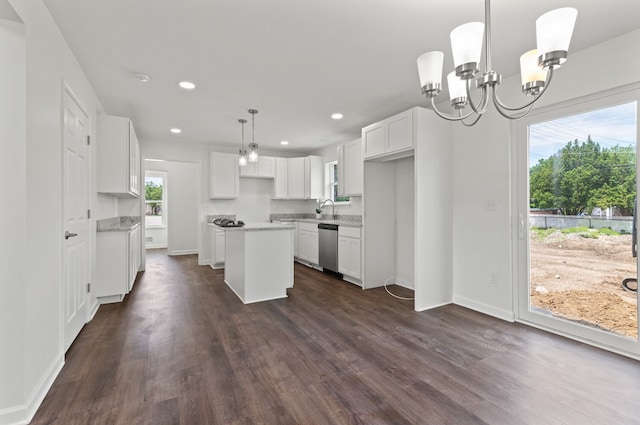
338 226 361 281
208 225 226 269
297 222 319 265
96 224 141 302
292 222 299 258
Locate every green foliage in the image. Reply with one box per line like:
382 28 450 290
530 227 556 238
530 136 636 215
145 181 162 201
560 226 591 234
596 227 620 236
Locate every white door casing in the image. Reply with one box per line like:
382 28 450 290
62 86 90 352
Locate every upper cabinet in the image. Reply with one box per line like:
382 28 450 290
362 109 414 160
338 138 362 196
97 114 141 198
209 152 239 199
239 156 276 178
273 156 323 200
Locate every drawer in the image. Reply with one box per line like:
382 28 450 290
298 222 318 233
338 226 360 238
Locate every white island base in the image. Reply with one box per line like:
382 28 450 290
222 223 294 304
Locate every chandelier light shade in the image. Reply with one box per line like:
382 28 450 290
450 22 484 77
536 7 578 66
248 109 259 163
416 0 577 126
238 118 248 167
417 51 444 89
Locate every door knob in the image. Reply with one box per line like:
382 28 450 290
65 231 78 240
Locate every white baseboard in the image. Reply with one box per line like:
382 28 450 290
0 354 64 425
145 243 167 249
167 249 197 256
414 300 452 312
453 294 515 322
89 299 100 321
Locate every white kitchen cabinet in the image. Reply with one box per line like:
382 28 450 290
96 225 141 302
362 109 414 160
338 226 361 282
297 222 319 265
292 222 299 258
208 224 225 269
274 156 323 199
97 114 141 198
273 157 288 199
287 157 306 198
128 225 141 292
209 152 239 199
240 156 275 178
340 138 362 196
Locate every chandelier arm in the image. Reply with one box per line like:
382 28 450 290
460 110 484 127
465 79 489 115
491 93 535 120
492 67 555 112
429 96 477 122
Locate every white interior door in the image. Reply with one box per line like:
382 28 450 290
63 87 90 352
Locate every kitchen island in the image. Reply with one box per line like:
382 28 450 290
218 222 295 304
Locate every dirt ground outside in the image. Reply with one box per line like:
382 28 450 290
530 230 638 339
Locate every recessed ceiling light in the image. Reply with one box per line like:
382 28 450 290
280 141 289 145
178 81 196 90
331 113 343 120
131 72 151 82
170 128 182 134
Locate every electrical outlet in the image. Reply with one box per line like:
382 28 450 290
490 272 499 285
486 199 497 211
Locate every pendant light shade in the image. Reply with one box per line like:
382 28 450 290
238 118 248 167
536 7 578 61
248 109 259 163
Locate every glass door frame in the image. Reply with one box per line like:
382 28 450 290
512 83 640 359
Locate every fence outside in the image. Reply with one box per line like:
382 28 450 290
529 214 633 233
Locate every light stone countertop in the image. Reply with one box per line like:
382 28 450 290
277 218 362 228
97 216 141 232
209 222 295 232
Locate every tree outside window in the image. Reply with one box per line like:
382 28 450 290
145 173 166 227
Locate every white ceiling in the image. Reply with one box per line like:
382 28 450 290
43 0 640 153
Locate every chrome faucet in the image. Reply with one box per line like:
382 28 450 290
320 199 336 220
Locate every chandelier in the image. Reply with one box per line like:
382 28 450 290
417 0 577 126
248 109 259 162
238 118 248 167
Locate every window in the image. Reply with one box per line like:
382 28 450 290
325 161 350 204
145 171 166 227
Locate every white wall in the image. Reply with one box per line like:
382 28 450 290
451 29 640 321
0 16 26 414
395 156 414 288
144 160 199 255
1 0 106 423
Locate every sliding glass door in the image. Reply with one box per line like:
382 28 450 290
515 85 640 356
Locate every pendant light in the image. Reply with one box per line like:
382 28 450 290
248 109 259 162
416 0 577 126
238 118 248 167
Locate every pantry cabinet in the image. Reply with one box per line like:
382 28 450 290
362 109 413 160
209 152 239 199
97 114 141 198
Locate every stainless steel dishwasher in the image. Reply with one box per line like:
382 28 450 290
318 223 341 277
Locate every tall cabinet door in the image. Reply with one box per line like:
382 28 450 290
274 157 288 198
362 122 385 158
209 152 239 199
287 157 306 199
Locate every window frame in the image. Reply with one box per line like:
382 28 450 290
325 161 350 205
145 170 167 228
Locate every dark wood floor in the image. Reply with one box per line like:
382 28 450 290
31 250 640 425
